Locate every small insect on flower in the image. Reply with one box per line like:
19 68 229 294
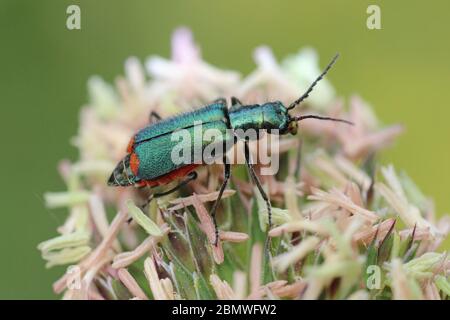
107 53 353 246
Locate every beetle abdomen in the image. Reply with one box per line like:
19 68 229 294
110 100 234 187
133 119 233 180
136 164 200 187
107 154 138 186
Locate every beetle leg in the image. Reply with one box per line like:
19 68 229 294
154 171 198 198
230 97 244 112
127 185 155 224
148 111 162 124
213 97 226 105
138 171 198 212
209 157 231 246
244 140 272 230
231 96 243 107
130 196 157 223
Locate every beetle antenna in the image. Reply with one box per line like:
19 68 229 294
288 53 339 110
294 114 353 125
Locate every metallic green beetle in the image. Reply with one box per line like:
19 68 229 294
108 54 352 245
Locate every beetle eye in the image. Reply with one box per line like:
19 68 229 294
288 121 298 135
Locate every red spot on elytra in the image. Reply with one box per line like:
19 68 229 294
129 152 140 176
139 164 200 187
126 137 135 153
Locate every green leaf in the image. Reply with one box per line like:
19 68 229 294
365 243 378 276
377 221 396 265
126 199 163 236
44 191 90 208
37 231 90 253
158 209 215 300
42 246 91 268
435 275 450 297
390 232 401 260
112 278 133 300
128 259 153 299
162 246 197 299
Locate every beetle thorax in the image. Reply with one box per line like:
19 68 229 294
229 101 290 136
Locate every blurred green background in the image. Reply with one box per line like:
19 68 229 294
0 0 449 299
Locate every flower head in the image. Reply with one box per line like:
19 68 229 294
40 27 449 300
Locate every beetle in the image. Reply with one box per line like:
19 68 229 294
108 54 352 245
